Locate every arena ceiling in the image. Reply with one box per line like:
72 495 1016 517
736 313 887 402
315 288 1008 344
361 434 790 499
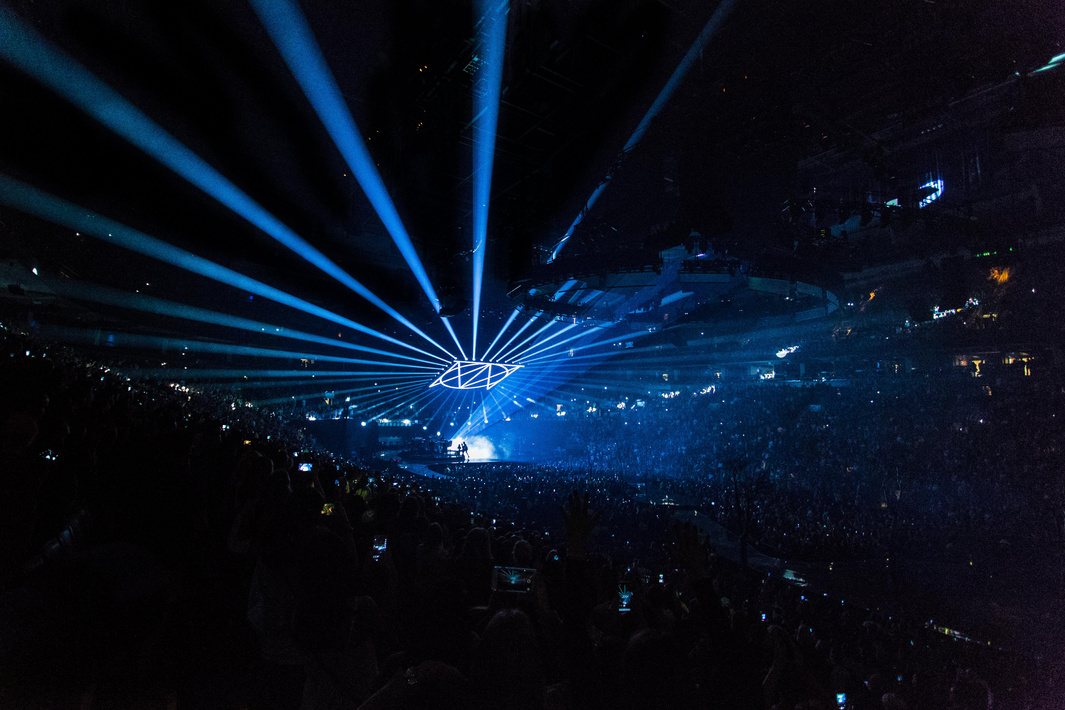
0 0 1061 435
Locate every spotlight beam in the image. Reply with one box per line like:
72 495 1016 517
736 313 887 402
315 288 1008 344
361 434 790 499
521 329 653 365
507 322 580 361
405 386 451 422
480 308 520 361
495 317 565 363
442 319 469 361
233 377 397 391
547 0 740 261
425 388 462 427
0 176 447 362
372 387 438 422
359 383 430 420
469 0 508 360
44 279 443 367
252 381 424 408
515 325 601 362
248 380 419 406
247 0 465 357
486 314 537 363
494 279 578 352
0 9 453 358
136 367 431 381
39 326 441 369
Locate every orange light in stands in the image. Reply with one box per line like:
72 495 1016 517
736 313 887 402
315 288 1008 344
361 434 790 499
989 267 1010 285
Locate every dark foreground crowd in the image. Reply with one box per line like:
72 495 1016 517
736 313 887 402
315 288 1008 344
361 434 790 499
1 328 1061 709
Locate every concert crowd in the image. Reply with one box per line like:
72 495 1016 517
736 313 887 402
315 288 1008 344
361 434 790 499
1 326 1061 709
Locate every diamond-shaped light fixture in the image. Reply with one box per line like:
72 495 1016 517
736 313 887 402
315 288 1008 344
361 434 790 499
430 360 522 390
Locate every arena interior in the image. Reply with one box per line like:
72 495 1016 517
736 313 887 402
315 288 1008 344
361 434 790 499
2 1 1065 708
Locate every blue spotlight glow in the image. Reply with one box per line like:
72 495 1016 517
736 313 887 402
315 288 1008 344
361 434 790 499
45 279 440 366
480 308 520 361
0 8 452 358
487 313 537 363
39 326 439 369
470 0 508 359
516 324 601 362
138 367 428 381
441 318 469 360
430 360 522 390
495 316 563 362
509 322 579 360
548 0 740 261
247 0 461 351
521 329 652 364
0 175 447 362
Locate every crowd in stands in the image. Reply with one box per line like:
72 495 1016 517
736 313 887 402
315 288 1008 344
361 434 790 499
1 325 1061 709
488 373 1065 564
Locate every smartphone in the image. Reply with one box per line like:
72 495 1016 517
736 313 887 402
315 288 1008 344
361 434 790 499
371 535 388 561
492 566 535 593
617 583 634 613
658 573 665 584
836 693 846 708
320 502 334 516
299 462 313 472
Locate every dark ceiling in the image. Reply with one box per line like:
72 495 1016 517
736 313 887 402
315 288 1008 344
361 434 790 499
1 0 1061 373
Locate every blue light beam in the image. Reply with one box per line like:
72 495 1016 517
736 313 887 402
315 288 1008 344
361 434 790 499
137 367 431 381
521 329 652 364
247 0 464 356
39 326 440 369
0 7 453 358
480 308 520 361
515 324 602 362
44 279 442 367
469 0 508 359
484 313 536 362
494 316 565 363
548 0 740 261
0 175 447 362
508 322 579 361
